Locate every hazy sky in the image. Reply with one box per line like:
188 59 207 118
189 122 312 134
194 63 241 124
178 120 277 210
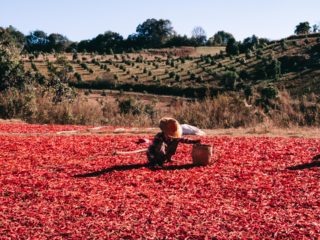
1 0 319 42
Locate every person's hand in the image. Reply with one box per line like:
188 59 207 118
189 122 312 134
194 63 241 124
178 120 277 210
193 139 201 144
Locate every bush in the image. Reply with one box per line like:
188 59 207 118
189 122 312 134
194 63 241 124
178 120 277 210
74 72 82 82
221 71 239 90
118 98 143 115
169 71 176 78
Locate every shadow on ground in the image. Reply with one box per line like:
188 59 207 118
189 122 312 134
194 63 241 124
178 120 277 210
287 161 320 170
74 163 198 178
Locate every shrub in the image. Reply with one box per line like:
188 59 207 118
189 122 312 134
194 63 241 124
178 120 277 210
197 75 204 82
74 72 82 82
72 52 78 61
169 71 176 78
118 98 143 115
244 85 253 99
221 71 239 90
190 73 196 80
281 40 288 50
31 62 38 71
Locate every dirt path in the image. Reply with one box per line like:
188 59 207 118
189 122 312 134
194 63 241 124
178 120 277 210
53 126 320 138
0 120 318 138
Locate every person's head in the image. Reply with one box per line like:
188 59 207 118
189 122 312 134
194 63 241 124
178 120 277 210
159 117 182 139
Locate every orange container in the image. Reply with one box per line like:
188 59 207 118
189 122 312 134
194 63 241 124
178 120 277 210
192 144 213 166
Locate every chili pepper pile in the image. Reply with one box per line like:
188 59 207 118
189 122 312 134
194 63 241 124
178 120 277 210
0 124 319 239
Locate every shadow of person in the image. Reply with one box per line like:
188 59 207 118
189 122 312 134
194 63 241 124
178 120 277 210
152 163 197 171
287 161 320 170
74 163 198 178
312 154 320 161
74 163 149 178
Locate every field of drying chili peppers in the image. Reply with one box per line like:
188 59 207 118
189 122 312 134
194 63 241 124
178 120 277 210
0 123 319 239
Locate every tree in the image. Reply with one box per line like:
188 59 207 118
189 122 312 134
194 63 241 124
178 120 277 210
165 34 194 47
25 30 49 52
221 71 238 90
0 26 25 49
191 26 207 46
226 38 239 55
266 59 281 80
294 22 311 35
312 24 319 33
240 35 259 52
135 18 174 48
90 31 124 53
77 40 90 52
0 43 28 90
48 33 70 52
208 31 234 46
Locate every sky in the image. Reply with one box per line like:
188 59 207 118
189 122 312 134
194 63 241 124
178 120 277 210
1 0 320 42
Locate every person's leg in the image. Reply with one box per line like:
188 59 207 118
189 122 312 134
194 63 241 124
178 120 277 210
147 151 166 166
166 141 179 162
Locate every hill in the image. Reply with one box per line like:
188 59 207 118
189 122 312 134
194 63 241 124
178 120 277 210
22 34 320 98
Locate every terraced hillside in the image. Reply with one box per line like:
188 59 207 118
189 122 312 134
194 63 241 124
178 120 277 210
23 34 320 98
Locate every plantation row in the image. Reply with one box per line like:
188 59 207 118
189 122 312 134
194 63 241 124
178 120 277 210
23 34 320 97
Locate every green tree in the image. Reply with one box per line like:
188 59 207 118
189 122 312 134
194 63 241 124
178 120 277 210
25 30 49 52
0 43 28 90
90 31 124 54
208 31 234 46
226 38 239 55
294 22 311 35
0 26 25 49
221 71 238 90
48 33 70 52
135 18 174 47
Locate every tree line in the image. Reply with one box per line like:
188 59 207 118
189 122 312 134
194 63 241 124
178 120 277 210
0 19 319 54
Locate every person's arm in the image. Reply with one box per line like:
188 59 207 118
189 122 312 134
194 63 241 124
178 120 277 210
153 133 166 155
178 138 201 144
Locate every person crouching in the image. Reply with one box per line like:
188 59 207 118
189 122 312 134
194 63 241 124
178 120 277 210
147 117 201 167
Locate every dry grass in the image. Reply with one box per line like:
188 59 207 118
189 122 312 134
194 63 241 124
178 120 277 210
0 88 319 130
191 46 226 57
172 94 263 128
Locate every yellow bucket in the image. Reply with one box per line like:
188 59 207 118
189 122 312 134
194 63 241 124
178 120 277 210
192 144 213 166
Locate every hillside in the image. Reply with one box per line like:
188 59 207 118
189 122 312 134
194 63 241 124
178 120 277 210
22 34 320 98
